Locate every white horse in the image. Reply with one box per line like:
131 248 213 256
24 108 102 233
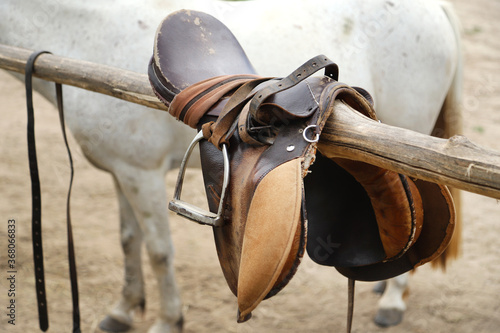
0 0 462 332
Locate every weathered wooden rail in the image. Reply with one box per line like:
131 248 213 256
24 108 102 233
1 44 499 199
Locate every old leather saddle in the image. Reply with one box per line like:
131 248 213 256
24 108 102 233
148 9 455 325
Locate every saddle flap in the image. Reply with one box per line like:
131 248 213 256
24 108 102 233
335 181 455 281
305 153 455 281
237 158 303 321
305 153 388 267
407 179 455 264
331 157 424 260
205 121 309 321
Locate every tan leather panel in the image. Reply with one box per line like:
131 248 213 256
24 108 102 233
212 145 267 296
237 159 302 320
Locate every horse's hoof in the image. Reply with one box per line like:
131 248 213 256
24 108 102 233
372 281 387 294
147 316 184 333
374 308 404 327
99 315 132 332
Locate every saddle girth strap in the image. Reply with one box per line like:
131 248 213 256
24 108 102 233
26 50 81 333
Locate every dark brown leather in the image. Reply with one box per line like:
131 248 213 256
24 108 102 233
196 77 330 321
148 9 455 323
333 157 424 260
334 179 455 281
149 9 256 105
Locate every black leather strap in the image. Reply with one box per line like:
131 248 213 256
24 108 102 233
55 82 81 333
204 55 340 147
26 50 81 333
248 54 338 123
26 50 50 332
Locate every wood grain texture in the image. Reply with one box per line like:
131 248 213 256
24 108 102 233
1 44 499 198
0 44 167 111
318 101 500 199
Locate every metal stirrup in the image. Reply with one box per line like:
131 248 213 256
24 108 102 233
168 131 230 227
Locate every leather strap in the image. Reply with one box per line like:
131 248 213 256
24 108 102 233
55 82 81 333
169 55 339 149
248 55 338 123
347 278 355 333
26 51 81 333
169 74 260 128
26 50 49 332
168 74 272 148
203 76 271 148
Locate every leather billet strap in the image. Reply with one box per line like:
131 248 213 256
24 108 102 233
25 51 81 333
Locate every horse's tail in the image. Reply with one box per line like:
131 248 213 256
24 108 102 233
431 1 464 270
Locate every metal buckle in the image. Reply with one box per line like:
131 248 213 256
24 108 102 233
168 130 230 227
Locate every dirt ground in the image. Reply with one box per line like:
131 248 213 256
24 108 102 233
0 0 499 332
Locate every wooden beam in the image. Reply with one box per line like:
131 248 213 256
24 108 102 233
0 44 167 111
318 101 500 199
1 43 499 198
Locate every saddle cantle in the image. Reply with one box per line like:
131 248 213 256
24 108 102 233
148 9 455 324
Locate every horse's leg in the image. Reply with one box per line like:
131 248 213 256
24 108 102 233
99 179 145 332
374 273 409 327
372 281 386 295
112 166 183 333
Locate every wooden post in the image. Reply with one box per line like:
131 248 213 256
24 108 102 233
1 44 499 199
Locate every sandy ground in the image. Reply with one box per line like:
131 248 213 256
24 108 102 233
0 0 499 332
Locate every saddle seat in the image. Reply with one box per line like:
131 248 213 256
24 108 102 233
148 9 455 323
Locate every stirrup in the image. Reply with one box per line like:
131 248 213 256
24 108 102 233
168 130 230 227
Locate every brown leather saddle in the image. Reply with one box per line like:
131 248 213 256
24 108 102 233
148 9 455 326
